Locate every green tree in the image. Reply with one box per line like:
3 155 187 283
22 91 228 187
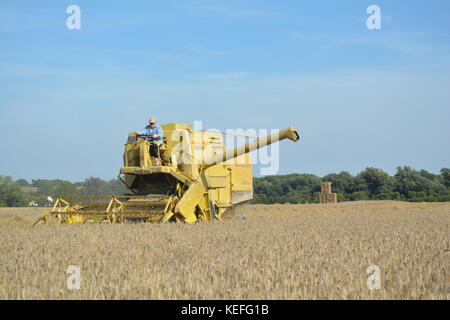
394 166 446 200
78 177 128 196
53 181 79 197
357 167 394 198
254 174 321 204
16 179 31 186
98 179 128 195
441 168 450 187
0 176 29 207
80 177 106 196
32 179 78 198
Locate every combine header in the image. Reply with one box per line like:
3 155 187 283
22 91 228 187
34 194 175 226
34 123 299 226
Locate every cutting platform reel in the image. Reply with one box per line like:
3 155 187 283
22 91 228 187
33 194 177 226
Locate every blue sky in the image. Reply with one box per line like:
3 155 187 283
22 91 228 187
1 0 449 181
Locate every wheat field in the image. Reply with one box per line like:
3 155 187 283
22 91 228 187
0 201 448 300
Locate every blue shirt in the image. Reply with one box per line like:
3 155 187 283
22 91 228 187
139 125 164 143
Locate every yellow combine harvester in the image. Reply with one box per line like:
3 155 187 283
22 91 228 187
34 123 299 226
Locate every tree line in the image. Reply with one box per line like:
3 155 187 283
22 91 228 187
1 166 450 207
254 167 450 204
0 176 128 207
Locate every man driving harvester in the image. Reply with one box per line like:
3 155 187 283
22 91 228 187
135 117 164 166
